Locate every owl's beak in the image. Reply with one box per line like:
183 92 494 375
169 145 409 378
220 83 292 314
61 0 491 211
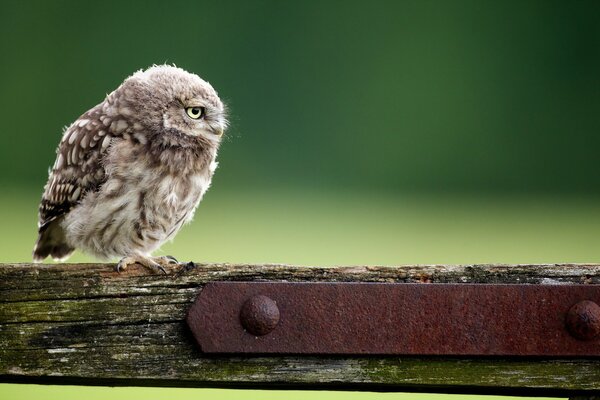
213 127 224 137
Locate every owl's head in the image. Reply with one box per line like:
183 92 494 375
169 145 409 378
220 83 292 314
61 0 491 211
110 65 227 147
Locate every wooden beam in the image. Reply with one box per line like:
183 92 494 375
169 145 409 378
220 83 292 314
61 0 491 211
1 263 599 396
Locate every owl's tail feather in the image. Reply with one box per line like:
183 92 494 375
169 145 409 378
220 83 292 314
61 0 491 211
33 219 74 262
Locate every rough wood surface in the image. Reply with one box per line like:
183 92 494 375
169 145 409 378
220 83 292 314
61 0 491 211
1 263 600 396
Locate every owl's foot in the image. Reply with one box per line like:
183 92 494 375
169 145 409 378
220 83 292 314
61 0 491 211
116 255 179 274
161 255 179 264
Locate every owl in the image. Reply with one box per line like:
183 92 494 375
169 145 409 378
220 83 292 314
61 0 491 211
33 65 227 272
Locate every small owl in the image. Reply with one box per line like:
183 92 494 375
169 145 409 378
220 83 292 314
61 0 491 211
33 65 227 272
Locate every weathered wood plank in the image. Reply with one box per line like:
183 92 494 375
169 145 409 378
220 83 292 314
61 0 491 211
1 263 599 396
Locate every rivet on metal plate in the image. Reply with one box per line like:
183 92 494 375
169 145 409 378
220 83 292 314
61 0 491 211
187 282 600 355
565 300 600 341
239 294 280 336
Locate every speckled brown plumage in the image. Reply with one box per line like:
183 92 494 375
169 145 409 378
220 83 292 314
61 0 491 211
33 65 227 270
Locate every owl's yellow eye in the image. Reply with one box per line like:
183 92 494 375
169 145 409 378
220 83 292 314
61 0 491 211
185 107 204 119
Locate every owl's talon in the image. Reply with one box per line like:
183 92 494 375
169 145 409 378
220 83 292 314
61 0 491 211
152 263 168 274
116 259 127 273
115 257 136 273
160 255 179 264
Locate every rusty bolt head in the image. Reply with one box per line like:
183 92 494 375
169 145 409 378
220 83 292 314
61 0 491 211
240 295 280 336
565 300 600 341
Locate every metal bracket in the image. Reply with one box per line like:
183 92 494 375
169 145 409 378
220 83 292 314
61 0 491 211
186 282 600 356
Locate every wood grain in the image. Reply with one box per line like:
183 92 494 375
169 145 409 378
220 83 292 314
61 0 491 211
1 263 599 396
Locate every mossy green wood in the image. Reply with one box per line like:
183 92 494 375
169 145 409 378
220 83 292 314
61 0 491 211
1 263 599 396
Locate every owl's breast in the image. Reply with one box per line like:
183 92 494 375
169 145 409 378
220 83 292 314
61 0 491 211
140 152 217 242
63 140 218 259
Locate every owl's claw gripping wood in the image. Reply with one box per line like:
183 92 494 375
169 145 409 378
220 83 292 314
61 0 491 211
162 255 179 264
116 255 170 274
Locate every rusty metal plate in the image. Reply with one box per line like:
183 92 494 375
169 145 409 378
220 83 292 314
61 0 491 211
186 282 600 356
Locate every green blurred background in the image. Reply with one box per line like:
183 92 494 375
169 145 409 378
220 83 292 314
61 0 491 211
1 0 599 399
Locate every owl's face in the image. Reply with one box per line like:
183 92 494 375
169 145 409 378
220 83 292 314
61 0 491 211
114 66 227 146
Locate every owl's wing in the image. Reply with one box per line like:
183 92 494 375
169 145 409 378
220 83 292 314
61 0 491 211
38 107 114 231
34 106 118 261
